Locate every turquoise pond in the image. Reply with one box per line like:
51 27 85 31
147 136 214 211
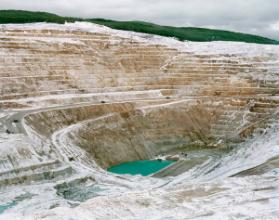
107 160 174 176
0 201 17 214
0 193 33 214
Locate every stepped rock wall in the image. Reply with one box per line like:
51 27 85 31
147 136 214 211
0 22 279 187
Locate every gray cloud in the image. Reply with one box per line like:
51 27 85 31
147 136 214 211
0 0 279 40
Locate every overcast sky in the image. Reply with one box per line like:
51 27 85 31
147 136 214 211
1 0 279 40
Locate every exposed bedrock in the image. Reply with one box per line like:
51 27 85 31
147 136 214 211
25 101 216 168
0 23 279 188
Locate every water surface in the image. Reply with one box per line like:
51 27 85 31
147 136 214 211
0 201 16 214
108 160 174 176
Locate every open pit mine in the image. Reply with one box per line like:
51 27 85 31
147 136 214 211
0 22 279 220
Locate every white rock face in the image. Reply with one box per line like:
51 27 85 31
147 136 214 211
0 22 279 219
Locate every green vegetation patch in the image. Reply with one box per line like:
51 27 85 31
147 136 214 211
89 19 279 44
0 10 278 45
0 10 80 24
